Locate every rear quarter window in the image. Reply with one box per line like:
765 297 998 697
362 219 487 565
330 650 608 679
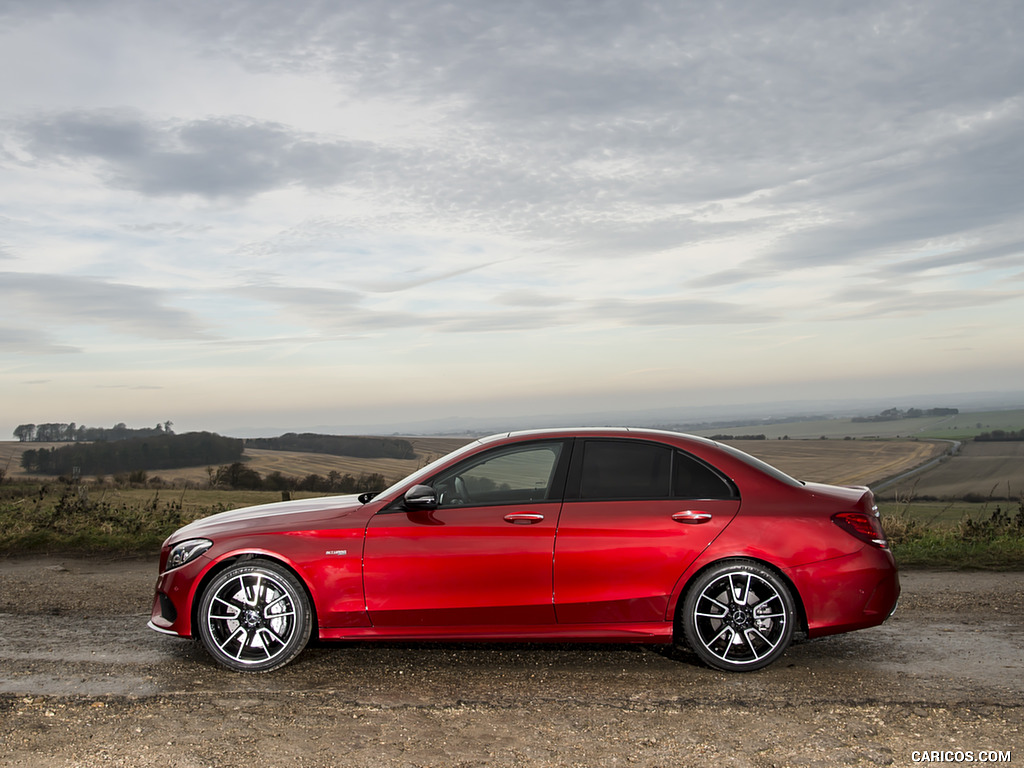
673 450 738 499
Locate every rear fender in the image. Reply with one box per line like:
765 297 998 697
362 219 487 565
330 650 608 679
668 554 809 636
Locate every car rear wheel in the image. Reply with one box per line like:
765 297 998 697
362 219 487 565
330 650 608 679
680 560 796 672
196 560 312 672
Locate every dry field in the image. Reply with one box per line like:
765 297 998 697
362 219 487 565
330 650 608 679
240 437 474 484
0 438 473 487
81 437 475 486
885 440 1024 499
1 437 946 490
725 438 948 487
0 442 64 475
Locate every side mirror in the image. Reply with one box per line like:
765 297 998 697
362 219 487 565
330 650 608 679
404 484 438 510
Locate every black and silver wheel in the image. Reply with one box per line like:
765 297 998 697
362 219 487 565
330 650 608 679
196 560 312 672
681 560 796 672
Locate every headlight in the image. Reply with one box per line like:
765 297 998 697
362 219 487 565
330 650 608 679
166 538 213 570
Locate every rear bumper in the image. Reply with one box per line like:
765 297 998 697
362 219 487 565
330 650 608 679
787 546 900 637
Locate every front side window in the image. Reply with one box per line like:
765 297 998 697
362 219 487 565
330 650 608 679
432 442 563 507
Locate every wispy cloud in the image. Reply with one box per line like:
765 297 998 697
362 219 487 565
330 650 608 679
1 272 210 340
0 327 80 355
821 286 1023 320
15 111 375 200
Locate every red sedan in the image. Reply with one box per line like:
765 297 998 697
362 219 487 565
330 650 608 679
148 428 898 672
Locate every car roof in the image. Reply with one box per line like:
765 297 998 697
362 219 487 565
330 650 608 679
482 426 720 448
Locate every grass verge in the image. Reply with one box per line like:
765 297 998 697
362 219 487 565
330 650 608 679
0 484 229 555
881 500 1024 569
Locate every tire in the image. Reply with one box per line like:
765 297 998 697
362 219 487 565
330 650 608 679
680 560 796 672
196 560 312 672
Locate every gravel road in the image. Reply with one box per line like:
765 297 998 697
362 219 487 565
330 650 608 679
1 557 1021 767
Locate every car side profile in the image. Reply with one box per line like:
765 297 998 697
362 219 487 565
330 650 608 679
148 428 899 672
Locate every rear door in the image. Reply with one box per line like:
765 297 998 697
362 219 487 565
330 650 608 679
553 438 740 624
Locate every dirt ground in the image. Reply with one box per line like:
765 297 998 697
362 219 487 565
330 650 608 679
0 558 1021 767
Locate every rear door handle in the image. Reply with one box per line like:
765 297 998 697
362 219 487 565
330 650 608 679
503 512 545 524
672 510 713 524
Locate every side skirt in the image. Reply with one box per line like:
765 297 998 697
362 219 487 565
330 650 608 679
318 622 674 643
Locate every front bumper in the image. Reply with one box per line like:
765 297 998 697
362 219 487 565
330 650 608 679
146 619 181 637
147 555 212 638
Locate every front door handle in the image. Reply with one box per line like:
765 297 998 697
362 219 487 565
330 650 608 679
503 512 545 525
672 510 713 524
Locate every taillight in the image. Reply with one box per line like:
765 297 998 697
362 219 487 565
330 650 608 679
832 510 889 549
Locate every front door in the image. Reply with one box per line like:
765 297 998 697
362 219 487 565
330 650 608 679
364 439 569 627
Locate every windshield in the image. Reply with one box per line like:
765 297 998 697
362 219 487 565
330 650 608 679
371 438 484 502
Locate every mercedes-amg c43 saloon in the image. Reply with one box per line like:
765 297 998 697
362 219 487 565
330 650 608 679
149 428 899 672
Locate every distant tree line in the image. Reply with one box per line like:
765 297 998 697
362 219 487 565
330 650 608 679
709 434 767 440
975 429 1024 442
246 433 415 460
852 407 959 423
20 432 241 475
13 421 174 443
212 462 389 494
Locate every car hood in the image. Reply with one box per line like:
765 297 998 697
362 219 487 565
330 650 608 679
171 494 368 541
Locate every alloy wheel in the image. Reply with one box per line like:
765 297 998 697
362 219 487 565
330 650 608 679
682 561 795 671
197 561 310 672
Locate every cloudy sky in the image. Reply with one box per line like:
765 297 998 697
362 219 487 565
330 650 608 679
2 0 1023 437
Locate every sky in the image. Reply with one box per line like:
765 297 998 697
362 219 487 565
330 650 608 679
2 0 1024 438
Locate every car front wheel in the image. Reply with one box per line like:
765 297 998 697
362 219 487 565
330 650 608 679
680 560 796 672
196 560 312 672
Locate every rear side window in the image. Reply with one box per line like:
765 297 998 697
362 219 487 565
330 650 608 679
578 440 737 501
579 441 671 499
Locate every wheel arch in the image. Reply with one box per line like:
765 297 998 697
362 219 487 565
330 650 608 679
189 551 320 639
672 556 808 640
